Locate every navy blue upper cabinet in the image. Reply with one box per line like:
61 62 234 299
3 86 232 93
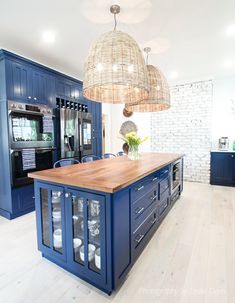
210 152 235 186
7 60 31 101
6 59 56 106
31 69 55 105
56 78 81 100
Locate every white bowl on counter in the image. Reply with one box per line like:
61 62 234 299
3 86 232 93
80 244 96 262
73 238 82 253
95 248 101 269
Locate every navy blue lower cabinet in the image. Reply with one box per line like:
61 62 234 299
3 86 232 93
33 161 183 295
210 152 235 186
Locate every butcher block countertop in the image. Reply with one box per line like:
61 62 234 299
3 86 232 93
29 152 183 193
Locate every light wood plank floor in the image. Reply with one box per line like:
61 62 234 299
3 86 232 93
0 182 235 303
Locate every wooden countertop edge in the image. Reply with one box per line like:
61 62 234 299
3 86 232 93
29 154 183 193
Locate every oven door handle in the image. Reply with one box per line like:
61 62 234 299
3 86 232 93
9 109 44 116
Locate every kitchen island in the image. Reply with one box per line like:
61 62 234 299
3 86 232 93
29 152 184 294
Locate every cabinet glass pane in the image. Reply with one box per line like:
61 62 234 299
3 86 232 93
51 190 63 254
72 195 84 265
40 188 50 247
88 199 101 273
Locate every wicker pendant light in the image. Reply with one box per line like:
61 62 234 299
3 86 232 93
83 5 149 104
125 47 170 112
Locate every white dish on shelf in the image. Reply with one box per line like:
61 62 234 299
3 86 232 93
53 238 62 249
52 208 61 219
79 244 96 262
53 228 62 242
95 248 101 269
73 238 82 253
52 217 61 223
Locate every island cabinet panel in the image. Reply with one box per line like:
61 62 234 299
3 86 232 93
35 183 67 261
65 189 108 286
35 181 112 293
112 188 131 289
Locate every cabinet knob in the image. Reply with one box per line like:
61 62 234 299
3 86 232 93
28 96 32 99
65 193 70 198
34 97 37 101
232 155 234 158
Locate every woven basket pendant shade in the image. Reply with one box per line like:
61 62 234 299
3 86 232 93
83 29 149 104
125 64 171 112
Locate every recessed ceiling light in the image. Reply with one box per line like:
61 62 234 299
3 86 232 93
169 71 178 79
223 59 234 69
42 31 56 44
226 24 235 37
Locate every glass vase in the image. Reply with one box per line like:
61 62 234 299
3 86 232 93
128 145 140 160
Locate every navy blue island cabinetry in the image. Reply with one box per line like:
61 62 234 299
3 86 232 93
0 49 102 219
29 153 184 294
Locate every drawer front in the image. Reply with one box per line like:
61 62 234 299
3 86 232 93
158 195 170 217
159 177 170 200
133 208 158 249
158 166 170 180
131 174 158 202
132 188 157 221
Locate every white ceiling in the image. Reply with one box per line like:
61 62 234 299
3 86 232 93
1 0 235 84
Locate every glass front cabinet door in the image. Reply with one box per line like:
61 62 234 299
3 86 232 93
35 183 66 261
66 189 107 285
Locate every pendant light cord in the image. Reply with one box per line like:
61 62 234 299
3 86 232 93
146 52 149 65
114 12 117 31
144 47 151 65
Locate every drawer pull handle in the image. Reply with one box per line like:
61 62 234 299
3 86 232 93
151 218 157 225
150 195 158 201
135 207 145 214
136 185 144 191
135 234 144 243
164 170 168 174
152 177 158 181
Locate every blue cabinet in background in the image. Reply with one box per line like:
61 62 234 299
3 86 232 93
210 152 235 186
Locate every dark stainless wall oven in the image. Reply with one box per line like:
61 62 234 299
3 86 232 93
11 149 54 187
8 101 54 188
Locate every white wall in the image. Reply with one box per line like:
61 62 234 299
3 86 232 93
102 76 235 183
151 81 213 183
212 76 235 149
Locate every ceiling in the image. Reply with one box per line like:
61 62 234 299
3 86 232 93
1 0 235 84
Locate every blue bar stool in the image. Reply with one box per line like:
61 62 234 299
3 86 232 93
53 158 80 168
103 153 116 159
82 155 101 163
116 151 126 157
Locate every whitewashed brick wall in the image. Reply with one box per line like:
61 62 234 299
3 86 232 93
151 80 213 183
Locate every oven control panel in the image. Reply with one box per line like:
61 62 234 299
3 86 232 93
8 101 52 115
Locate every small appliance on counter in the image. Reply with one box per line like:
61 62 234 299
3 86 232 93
218 137 229 150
